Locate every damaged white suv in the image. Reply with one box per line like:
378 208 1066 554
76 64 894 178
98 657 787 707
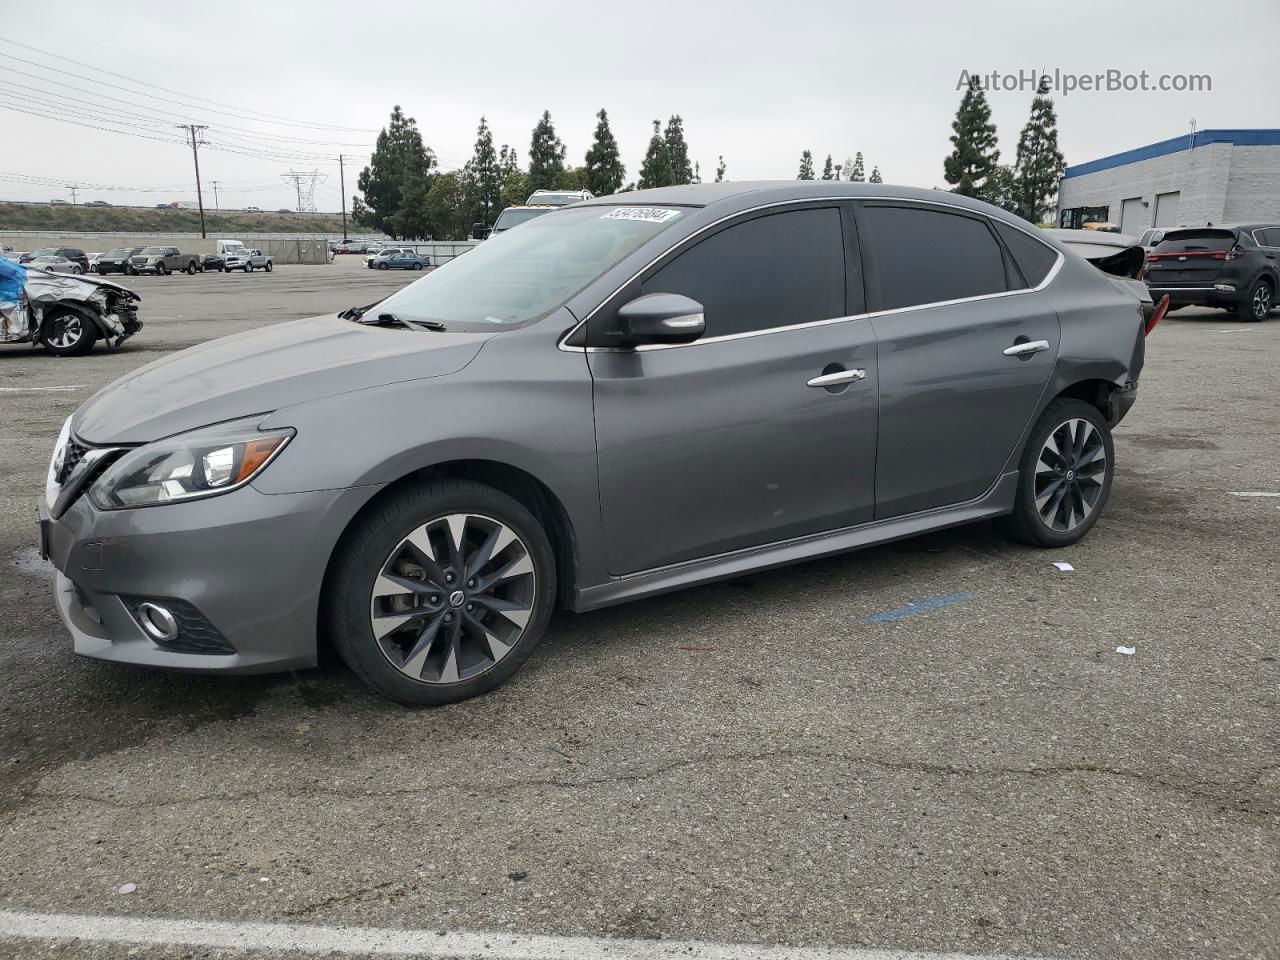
0 257 142 356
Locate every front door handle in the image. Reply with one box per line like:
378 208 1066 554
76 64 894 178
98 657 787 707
807 368 867 388
1003 339 1050 358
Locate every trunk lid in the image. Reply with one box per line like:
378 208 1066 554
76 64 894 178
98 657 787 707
1144 228 1237 286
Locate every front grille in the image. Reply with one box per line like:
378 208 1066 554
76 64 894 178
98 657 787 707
120 596 236 655
56 438 88 484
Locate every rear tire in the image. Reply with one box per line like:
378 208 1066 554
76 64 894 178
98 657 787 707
186 261 197 275
156 262 167 276
326 479 556 706
997 398 1114 548
1237 278 1272 322
265 261 272 272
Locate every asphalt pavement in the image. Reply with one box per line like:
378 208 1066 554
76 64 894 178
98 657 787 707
0 261 1276 960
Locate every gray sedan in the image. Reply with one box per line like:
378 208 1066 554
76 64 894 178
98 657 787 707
28 255 83 275
40 182 1150 705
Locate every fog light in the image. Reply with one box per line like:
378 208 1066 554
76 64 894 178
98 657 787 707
137 602 179 642
1214 283 1236 292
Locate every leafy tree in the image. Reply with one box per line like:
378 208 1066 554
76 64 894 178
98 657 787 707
797 149 815 180
715 155 726 182
423 171 467 239
528 110 567 192
638 120 675 189
557 166 588 190
664 115 694 185
464 116 502 226
821 154 834 180
355 105 437 238
849 152 865 182
841 156 854 182
350 195 375 229
869 166 882 184
944 76 1000 197
498 144 520 178
1014 88 1066 222
584 109 625 196
693 161 701 184
499 169 530 209
983 164 1019 214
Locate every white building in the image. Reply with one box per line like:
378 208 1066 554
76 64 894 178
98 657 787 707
1056 129 1280 235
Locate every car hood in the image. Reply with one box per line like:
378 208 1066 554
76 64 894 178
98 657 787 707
74 314 492 444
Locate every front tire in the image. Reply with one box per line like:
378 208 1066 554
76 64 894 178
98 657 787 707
243 263 252 273
1237 278 1273 322
39 309 98 356
326 479 556 706
186 261 197 275
997 398 1114 547
264 261 272 272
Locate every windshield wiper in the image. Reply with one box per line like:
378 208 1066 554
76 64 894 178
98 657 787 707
371 312 447 332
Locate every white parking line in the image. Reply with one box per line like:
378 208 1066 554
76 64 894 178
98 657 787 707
0 385 84 392
0 909 1048 960
1229 491 1280 497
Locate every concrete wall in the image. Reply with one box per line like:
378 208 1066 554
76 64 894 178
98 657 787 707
1058 143 1280 232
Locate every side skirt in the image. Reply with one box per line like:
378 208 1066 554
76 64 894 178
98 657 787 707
570 472 1018 613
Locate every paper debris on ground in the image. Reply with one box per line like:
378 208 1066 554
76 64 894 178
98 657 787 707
1052 561 1074 572
1115 646 1136 656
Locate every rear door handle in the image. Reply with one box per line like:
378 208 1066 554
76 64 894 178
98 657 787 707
1003 339 1050 358
807 368 866 388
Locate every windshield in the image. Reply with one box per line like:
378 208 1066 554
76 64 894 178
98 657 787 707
106 249 131 257
30 248 56 257
140 246 167 255
529 193 581 207
373 204 686 328
493 207 552 231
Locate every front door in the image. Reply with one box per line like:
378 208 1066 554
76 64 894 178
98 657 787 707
587 205 878 575
858 202 1060 519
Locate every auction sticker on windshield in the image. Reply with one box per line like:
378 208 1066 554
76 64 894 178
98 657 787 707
601 207 682 223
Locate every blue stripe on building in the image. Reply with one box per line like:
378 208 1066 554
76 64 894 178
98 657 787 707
1063 129 1280 179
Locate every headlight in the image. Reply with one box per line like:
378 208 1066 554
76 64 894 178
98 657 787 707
90 419 293 509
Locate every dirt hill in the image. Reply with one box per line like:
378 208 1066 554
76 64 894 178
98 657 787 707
0 202 347 234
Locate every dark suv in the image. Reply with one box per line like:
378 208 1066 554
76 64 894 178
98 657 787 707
1144 225 1280 321
20 247 90 272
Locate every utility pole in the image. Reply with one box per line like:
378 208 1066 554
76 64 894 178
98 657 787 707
69 184 79 204
210 180 221 211
338 154 348 240
177 124 209 238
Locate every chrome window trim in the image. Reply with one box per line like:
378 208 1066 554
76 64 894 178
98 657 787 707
558 195 1064 354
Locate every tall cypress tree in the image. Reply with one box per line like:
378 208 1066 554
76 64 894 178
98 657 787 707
355 105 436 238
715 155 726 182
869 166 883 184
849 152 865 182
693 161 701 184
528 110 567 192
584 109 625 196
638 120 675 189
465 116 502 226
1013 87 1066 223
797 149 815 180
498 144 520 177
821 154 834 180
944 76 1000 197
664 115 694 185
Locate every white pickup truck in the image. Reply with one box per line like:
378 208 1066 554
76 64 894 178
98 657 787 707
222 246 274 273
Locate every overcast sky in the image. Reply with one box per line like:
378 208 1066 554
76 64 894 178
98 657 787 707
2 0 1278 212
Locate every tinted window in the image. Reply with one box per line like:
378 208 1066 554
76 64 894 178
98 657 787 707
863 205 1007 311
641 208 845 337
1260 228 1280 247
993 221 1059 287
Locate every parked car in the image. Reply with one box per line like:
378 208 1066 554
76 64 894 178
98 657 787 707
336 240 369 254
201 253 226 272
526 188 594 207
490 205 555 236
276 208 292 214
38 182 1154 706
130 246 200 276
92 247 146 275
28 255 83 275
1136 228 1166 250
1 257 142 356
50 199 68 205
370 250 430 270
224 248 273 273
1144 224 1280 321
85 200 112 208
364 247 415 267
20 247 90 272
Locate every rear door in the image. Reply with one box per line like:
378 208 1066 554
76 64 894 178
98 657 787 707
1144 229 1237 289
587 204 878 575
858 202 1061 519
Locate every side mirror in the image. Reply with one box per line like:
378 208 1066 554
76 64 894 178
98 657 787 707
617 293 705 346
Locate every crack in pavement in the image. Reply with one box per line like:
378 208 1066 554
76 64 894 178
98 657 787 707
16 748 1279 824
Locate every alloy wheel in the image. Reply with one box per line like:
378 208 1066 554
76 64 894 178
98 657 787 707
48 315 83 349
1254 284 1272 319
1034 418 1107 532
369 513 536 684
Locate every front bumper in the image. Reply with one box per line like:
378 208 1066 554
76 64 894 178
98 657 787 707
40 481 381 674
